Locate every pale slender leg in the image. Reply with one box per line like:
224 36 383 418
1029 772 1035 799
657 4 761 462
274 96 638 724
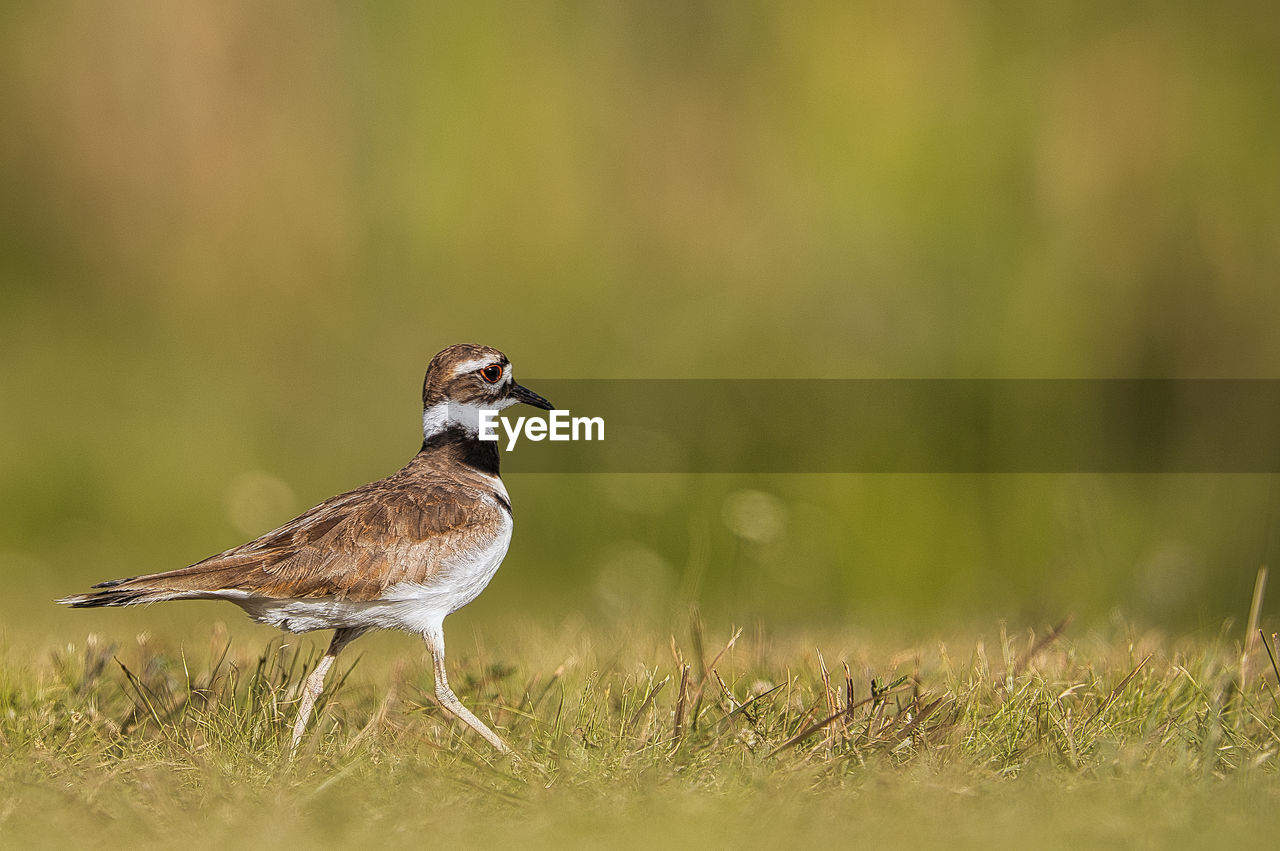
425 626 512 754
290 627 363 755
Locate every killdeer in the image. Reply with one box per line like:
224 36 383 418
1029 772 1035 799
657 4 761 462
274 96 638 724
58 344 553 756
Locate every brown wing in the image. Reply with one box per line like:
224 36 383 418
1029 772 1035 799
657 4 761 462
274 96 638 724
85 475 504 602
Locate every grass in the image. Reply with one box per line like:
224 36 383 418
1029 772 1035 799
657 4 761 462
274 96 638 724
3 614 1280 849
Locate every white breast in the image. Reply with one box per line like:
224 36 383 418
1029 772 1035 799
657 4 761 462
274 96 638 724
381 507 513 633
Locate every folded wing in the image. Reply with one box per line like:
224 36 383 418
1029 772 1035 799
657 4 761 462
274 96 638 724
59 477 503 607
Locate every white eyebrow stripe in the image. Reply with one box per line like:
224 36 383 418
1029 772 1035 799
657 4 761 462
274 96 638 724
452 357 502 377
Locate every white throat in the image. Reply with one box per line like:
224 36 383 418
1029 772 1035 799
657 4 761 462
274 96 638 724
422 398 516 439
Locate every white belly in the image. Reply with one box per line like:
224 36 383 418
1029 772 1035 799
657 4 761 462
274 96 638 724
222 508 513 636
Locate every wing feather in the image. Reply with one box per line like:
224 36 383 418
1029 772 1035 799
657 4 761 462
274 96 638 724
75 475 504 603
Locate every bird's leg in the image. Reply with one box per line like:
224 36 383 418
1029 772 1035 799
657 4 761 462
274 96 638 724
290 627 363 756
425 627 512 755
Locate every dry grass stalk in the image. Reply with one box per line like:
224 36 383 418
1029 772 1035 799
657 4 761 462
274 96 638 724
1239 566 1269 691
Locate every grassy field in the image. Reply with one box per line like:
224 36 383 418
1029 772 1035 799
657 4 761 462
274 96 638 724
4 3 1280 848
4 614 1279 848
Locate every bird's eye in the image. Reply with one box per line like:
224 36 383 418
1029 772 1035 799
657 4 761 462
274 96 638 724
480 364 504 384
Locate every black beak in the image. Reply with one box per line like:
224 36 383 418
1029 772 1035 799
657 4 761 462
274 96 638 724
510 381 554 410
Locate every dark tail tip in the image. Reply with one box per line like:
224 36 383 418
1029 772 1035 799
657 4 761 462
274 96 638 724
92 575 139 589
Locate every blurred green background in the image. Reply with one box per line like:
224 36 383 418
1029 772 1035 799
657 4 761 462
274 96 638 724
2 2 1279 647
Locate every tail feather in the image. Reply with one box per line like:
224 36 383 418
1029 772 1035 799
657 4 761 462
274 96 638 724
59 554 264 609
57 587 191 608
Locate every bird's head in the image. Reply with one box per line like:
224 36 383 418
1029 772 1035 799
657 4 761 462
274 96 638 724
421 344 554 438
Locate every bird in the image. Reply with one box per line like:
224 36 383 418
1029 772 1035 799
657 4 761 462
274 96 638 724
58 344 553 756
